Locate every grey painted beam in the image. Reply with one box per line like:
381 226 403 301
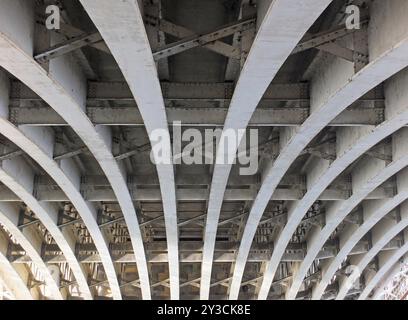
336 201 408 300
156 19 241 59
33 16 255 63
232 0 408 301
285 58 408 299
28 185 392 202
286 134 408 299
0 0 150 299
34 32 103 63
358 229 408 300
370 256 407 300
12 81 384 103
0 202 72 299
313 166 408 299
79 0 179 299
8 105 384 127
200 0 332 300
14 239 388 265
153 18 255 61
292 20 368 55
0 230 33 300
0 157 93 300
0 70 118 299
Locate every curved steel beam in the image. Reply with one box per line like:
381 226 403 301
0 276 14 300
313 166 408 299
336 202 408 299
0 0 150 299
189 0 334 300
0 229 33 300
0 122 113 300
0 70 109 299
0 157 96 300
285 132 408 299
370 257 407 300
79 0 177 299
0 202 72 299
0 258 31 300
358 230 408 300
234 2 408 300
286 64 408 299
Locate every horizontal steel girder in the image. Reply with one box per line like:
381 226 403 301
8 105 384 127
8 238 402 265
11 80 385 103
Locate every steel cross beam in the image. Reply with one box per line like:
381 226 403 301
24 182 393 202
17 212 40 230
120 279 140 289
292 20 369 55
121 277 201 290
30 17 255 63
30 237 395 266
8 105 385 127
11 81 308 102
11 80 385 103
53 146 88 161
0 150 24 161
34 32 103 63
152 18 255 61
151 18 242 60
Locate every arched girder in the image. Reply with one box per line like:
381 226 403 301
0 69 112 299
0 276 14 300
285 129 408 299
232 0 408 300
1 0 408 301
0 0 150 299
0 202 73 299
194 0 334 300
0 226 33 300
313 167 408 299
78 0 177 299
358 229 408 300
370 256 408 300
285 60 408 299
337 201 408 299
0 156 97 300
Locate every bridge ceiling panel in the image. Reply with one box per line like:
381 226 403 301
0 0 406 300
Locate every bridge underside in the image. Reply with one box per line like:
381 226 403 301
0 0 407 300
